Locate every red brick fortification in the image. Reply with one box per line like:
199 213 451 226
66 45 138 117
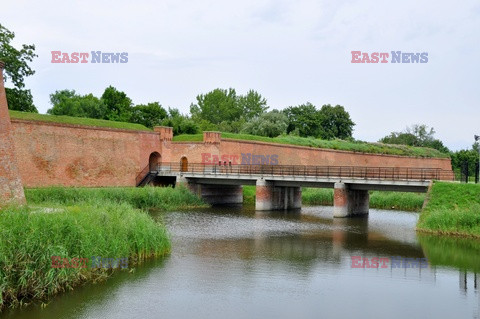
9 113 454 188
10 120 170 187
172 135 453 173
0 61 26 206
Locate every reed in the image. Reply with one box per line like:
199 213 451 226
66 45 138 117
0 201 170 310
25 185 207 210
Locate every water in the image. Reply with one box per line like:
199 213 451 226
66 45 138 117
4 206 480 318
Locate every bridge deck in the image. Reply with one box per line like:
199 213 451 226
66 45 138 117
152 163 453 192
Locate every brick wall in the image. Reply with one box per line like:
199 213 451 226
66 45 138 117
9 121 453 188
0 62 26 205
11 120 164 187
171 137 453 171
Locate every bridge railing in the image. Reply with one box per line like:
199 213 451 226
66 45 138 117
157 162 455 181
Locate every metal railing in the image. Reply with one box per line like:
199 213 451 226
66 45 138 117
156 162 455 182
136 164 155 186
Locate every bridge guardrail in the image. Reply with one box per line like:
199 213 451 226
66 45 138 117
156 162 455 182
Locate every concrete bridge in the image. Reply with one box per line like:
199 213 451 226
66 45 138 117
146 162 453 217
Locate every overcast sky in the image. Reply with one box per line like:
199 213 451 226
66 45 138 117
3 0 479 150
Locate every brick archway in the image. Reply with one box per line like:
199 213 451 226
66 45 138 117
149 152 161 171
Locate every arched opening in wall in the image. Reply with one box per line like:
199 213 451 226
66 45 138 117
180 157 188 172
149 152 161 171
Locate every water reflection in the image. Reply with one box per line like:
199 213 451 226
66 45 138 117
418 233 480 272
3 206 480 319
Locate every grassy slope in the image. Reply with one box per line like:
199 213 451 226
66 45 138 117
173 132 448 158
417 182 480 237
9 110 151 131
243 186 425 211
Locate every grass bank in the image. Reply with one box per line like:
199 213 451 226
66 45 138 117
174 132 448 158
0 186 205 310
243 186 425 211
25 186 207 211
9 110 151 131
417 182 480 238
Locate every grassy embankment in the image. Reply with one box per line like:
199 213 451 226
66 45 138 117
417 182 480 238
9 110 151 131
0 186 205 310
243 186 425 211
10 110 446 158
174 132 449 158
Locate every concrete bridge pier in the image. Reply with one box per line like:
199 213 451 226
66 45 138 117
177 177 243 205
255 179 302 211
333 182 369 217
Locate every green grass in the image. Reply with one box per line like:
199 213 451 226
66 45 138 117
0 186 206 310
243 186 425 211
25 186 207 211
9 110 151 132
0 202 169 310
173 132 449 158
417 182 480 237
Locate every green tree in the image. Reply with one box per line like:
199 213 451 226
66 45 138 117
238 90 268 120
161 108 199 135
101 86 133 122
317 104 355 140
5 88 37 112
0 23 38 112
379 124 449 153
48 90 106 119
242 110 288 137
451 148 478 178
190 88 240 124
130 102 168 128
283 103 321 137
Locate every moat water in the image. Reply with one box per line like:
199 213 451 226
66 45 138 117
4 206 480 318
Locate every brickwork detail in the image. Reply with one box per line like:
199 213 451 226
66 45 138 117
0 61 26 206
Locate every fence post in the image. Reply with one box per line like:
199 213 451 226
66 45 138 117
476 161 479 184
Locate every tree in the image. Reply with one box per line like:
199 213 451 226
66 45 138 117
48 89 106 119
317 104 355 140
238 90 268 120
451 147 478 178
242 110 288 137
0 23 38 112
190 88 240 124
5 87 37 112
161 108 199 135
130 102 168 128
101 86 133 122
379 124 449 153
190 88 269 125
283 103 321 137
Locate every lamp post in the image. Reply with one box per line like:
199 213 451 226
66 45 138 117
475 135 480 183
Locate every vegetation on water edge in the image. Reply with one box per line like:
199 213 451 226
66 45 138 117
0 186 206 310
417 182 480 238
173 132 448 158
243 186 425 211
417 234 480 272
9 110 151 132
0 202 169 310
25 185 207 211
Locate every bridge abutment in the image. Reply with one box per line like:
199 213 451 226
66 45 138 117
333 182 369 218
255 179 302 211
